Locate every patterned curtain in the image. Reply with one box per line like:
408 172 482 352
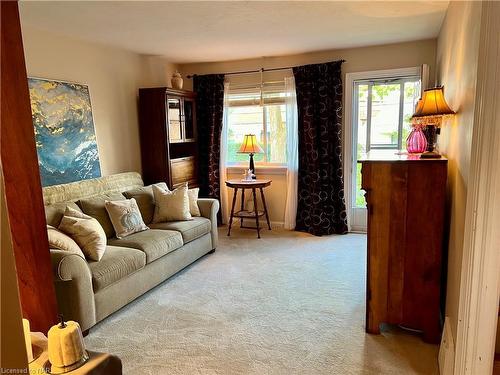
194 74 225 207
292 61 348 236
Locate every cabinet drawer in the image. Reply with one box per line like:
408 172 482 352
170 157 196 187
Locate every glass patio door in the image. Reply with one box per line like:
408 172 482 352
350 77 420 231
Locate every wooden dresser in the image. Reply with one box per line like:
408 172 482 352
359 151 447 343
138 88 198 188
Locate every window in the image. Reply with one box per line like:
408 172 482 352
226 85 287 165
353 77 421 207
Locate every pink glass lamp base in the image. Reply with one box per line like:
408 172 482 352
406 127 428 154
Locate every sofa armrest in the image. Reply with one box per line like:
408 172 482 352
197 198 219 250
51 250 96 331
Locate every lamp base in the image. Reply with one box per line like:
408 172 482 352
420 151 441 159
249 153 256 179
423 125 438 152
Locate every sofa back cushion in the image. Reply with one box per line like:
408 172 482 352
123 182 168 224
42 172 145 231
45 202 82 227
78 193 126 238
42 172 143 205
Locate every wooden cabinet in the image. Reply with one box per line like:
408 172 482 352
138 88 198 188
359 152 447 343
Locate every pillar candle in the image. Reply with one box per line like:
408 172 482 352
22 318 33 362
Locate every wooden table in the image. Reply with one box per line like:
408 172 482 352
225 179 271 238
28 332 122 374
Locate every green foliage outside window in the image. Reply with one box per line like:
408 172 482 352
354 79 421 208
226 104 286 165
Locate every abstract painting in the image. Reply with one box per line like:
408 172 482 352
28 78 101 187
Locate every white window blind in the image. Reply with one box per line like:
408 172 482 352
225 82 288 165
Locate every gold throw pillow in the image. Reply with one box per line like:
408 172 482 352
105 198 149 239
58 206 107 261
152 184 192 223
187 187 201 217
47 225 85 259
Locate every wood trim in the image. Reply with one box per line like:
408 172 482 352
226 165 287 175
0 1 58 333
166 87 196 98
454 2 500 374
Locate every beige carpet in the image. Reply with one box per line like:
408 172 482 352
85 228 438 374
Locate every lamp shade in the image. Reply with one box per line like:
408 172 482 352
412 86 455 118
238 134 264 154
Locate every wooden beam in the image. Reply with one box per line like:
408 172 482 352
1 1 58 333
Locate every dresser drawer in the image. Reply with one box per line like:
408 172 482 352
360 157 447 344
170 157 197 187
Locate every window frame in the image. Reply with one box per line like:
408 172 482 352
225 86 288 168
353 76 420 152
343 66 423 232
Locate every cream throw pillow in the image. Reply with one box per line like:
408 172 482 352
105 198 149 239
187 188 201 217
58 206 107 261
152 184 192 223
47 225 85 259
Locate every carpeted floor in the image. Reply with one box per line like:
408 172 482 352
85 228 438 374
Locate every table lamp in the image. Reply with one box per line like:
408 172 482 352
411 86 455 158
238 134 264 178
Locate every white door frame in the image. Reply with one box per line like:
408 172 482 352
344 66 421 232
453 2 500 374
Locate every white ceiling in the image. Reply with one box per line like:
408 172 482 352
19 1 449 64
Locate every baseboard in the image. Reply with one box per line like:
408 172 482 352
350 228 367 234
270 221 284 229
439 317 455 375
229 220 284 230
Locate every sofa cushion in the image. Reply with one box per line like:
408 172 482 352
152 184 192 223
105 198 149 239
88 246 146 292
59 207 107 261
108 229 183 263
123 182 168 224
149 217 211 244
78 193 126 238
45 202 82 227
187 188 201 217
47 225 85 259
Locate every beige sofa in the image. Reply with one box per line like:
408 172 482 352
43 172 219 332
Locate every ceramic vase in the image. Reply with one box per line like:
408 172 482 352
406 126 427 153
171 72 183 90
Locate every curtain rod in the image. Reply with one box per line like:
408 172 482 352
186 67 290 79
186 60 346 79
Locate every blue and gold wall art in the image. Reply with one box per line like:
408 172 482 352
28 78 101 187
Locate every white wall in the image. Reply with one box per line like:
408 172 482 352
435 1 482 343
180 39 437 224
20 26 178 177
19 27 438 227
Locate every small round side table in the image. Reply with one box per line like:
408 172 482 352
225 179 272 239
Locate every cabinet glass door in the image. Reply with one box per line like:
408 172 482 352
167 97 182 142
183 98 195 141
